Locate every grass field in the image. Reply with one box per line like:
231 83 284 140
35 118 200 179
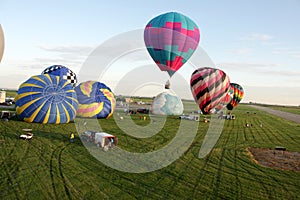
0 103 300 199
252 103 300 115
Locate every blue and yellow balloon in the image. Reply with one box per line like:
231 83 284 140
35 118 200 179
15 74 78 124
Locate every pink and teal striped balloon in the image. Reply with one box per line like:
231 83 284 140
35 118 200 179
144 12 200 77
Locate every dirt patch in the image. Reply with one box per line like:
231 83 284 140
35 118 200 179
247 148 300 172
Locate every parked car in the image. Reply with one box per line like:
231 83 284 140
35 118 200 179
136 108 150 114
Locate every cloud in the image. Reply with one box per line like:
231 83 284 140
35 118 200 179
38 44 95 54
219 62 281 70
218 61 300 76
225 48 252 55
22 44 100 72
240 33 274 41
272 48 300 59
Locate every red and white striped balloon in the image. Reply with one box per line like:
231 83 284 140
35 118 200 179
190 67 230 114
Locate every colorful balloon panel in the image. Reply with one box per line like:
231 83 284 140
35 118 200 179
226 83 244 110
42 65 77 86
190 67 230 114
75 81 116 118
15 74 78 124
144 12 200 77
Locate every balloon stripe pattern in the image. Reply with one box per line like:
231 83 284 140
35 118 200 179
75 81 116 119
226 83 244 110
144 12 200 77
190 67 230 114
15 74 78 124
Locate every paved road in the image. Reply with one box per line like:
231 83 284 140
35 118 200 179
249 105 300 124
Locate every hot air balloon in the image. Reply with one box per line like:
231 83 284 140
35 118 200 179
226 83 244 110
151 82 183 115
0 24 4 63
144 12 200 77
15 74 78 124
75 81 116 118
42 65 77 86
190 67 230 114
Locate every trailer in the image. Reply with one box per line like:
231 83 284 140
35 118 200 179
81 131 117 151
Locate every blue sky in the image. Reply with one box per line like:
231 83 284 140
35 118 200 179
0 0 300 105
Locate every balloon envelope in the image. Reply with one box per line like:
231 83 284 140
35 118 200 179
75 81 116 118
144 12 200 77
15 74 78 124
151 89 183 115
190 67 230 114
42 65 77 86
0 24 4 63
226 83 244 110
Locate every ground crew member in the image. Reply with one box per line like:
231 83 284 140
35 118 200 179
70 132 75 143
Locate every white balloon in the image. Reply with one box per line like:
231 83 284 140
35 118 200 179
0 24 4 63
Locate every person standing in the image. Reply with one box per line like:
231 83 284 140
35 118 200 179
70 132 75 143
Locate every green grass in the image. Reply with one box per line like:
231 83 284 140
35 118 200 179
3 90 17 98
254 104 300 115
268 106 300 115
0 104 300 199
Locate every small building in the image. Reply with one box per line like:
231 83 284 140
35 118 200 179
0 91 5 103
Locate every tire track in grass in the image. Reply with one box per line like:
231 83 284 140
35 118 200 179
58 144 71 200
253 112 298 147
50 145 64 199
26 127 64 198
211 119 235 198
238 116 293 198
238 151 293 199
191 151 214 197
190 119 231 197
47 124 80 199
0 127 31 199
262 119 298 148
161 151 200 199
0 126 20 166
0 125 29 199
235 114 294 198
239 158 272 199
68 149 133 199
25 135 59 198
249 117 270 146
233 121 243 199
242 119 248 143
1 127 36 198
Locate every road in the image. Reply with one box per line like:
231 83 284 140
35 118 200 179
249 105 300 124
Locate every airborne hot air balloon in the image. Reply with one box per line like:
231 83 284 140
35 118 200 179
190 67 230 114
0 24 4 63
226 83 244 110
42 65 77 86
75 81 116 119
144 12 200 77
15 74 78 124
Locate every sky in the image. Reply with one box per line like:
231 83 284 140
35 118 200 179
0 0 299 106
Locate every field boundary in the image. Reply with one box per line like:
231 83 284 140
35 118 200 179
249 105 300 124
